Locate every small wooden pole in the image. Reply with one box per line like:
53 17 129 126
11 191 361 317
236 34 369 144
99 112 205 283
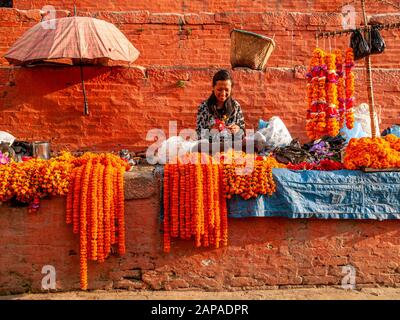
361 0 377 138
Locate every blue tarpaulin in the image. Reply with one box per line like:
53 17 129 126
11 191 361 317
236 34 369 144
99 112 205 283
228 169 400 220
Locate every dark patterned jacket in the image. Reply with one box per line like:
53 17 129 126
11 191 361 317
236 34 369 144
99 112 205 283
196 98 245 140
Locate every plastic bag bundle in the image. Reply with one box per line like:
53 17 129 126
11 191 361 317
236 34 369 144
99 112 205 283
350 29 370 60
257 116 292 150
156 136 198 164
370 26 386 55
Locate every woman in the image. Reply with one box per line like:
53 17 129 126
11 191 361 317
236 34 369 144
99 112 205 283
196 69 245 140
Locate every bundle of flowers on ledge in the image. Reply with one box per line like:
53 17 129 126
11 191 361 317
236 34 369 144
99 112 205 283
220 152 285 200
344 135 400 170
0 152 74 213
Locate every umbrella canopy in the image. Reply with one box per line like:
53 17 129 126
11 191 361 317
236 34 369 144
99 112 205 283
4 16 140 66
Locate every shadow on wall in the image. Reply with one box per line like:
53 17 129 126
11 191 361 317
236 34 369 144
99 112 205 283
0 66 113 112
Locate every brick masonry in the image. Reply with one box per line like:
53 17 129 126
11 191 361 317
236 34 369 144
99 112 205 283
1 0 400 294
1 170 400 294
0 3 400 151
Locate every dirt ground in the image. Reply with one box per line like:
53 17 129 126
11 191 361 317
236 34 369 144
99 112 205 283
2 287 400 300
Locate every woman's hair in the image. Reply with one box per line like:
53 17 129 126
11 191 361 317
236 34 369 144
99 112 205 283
207 69 234 118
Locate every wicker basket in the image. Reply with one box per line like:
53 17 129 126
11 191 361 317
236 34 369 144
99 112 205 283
230 29 275 71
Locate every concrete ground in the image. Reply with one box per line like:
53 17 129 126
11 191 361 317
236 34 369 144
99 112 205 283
2 287 400 300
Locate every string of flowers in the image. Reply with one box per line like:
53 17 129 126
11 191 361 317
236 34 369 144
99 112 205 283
345 48 355 130
163 153 228 252
306 47 357 139
335 49 346 127
67 152 130 290
344 135 400 169
220 152 284 200
306 48 328 140
325 52 340 137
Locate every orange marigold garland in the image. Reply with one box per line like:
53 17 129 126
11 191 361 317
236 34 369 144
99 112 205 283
221 153 282 200
345 48 355 130
0 152 128 290
79 158 92 290
325 52 340 137
97 164 105 262
116 166 126 255
335 49 346 127
306 48 324 140
66 152 129 290
163 164 171 253
163 153 228 252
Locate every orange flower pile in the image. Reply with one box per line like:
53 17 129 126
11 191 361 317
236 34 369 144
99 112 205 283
344 134 400 170
220 152 284 200
306 48 356 140
163 153 228 252
0 152 74 211
66 152 130 290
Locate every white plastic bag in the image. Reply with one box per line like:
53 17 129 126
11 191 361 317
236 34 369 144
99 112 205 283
0 131 15 146
354 103 380 137
156 136 198 164
156 136 184 164
257 116 292 149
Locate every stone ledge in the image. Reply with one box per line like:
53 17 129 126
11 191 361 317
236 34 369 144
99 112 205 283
124 166 159 200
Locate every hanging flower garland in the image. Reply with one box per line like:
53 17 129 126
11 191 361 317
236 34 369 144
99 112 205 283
345 48 355 130
307 47 357 139
163 153 228 252
335 49 346 127
306 48 321 140
66 152 130 290
306 48 329 139
325 52 340 137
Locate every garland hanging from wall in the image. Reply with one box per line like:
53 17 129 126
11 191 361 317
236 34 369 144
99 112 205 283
306 47 356 140
163 153 228 252
66 153 129 290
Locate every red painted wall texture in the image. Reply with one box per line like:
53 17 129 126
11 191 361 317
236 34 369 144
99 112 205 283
0 2 399 152
2 193 400 294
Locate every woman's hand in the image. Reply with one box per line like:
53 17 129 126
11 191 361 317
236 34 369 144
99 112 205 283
226 124 240 134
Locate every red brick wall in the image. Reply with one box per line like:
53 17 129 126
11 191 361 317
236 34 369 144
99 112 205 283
1 193 400 294
0 2 400 151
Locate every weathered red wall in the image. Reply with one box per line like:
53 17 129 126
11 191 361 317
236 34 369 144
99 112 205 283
2 184 400 294
0 2 400 151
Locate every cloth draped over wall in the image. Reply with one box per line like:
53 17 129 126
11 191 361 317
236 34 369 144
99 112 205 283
228 169 400 220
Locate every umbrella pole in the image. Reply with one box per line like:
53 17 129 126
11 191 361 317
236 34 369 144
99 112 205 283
361 0 376 138
80 61 89 115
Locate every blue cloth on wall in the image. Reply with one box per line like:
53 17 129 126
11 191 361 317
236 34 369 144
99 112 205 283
228 169 400 220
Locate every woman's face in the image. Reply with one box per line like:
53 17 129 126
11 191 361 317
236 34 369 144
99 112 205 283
213 80 232 106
